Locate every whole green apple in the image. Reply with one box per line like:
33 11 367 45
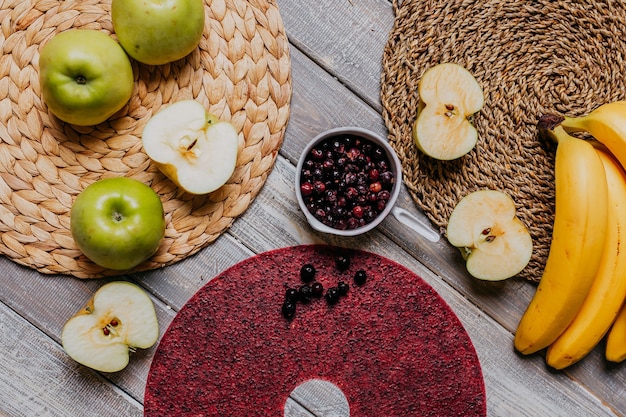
112 0 205 65
39 29 134 126
70 177 166 271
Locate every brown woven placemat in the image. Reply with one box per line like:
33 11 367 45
381 0 626 282
0 0 291 278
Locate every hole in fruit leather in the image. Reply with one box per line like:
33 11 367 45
285 379 350 417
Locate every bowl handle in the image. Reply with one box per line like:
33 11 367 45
390 207 441 243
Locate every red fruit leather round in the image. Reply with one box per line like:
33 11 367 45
144 245 486 416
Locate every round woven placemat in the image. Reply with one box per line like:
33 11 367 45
381 0 626 282
0 0 291 278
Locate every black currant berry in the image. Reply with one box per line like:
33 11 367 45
300 263 316 282
311 282 324 298
338 281 349 296
282 301 296 319
325 287 340 305
336 256 351 271
354 269 367 286
285 288 299 302
298 285 313 303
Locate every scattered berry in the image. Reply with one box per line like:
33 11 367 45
300 263 316 282
338 281 349 296
282 301 296 319
311 282 324 298
354 269 367 286
336 256 351 271
325 287 341 305
298 285 313 303
285 288 299 302
282 259 366 318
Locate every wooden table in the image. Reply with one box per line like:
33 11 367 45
1 1 625 416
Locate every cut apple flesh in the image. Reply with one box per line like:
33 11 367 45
61 281 159 373
413 63 484 160
447 190 533 281
142 100 239 195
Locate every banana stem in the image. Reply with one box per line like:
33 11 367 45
539 123 571 145
538 114 566 131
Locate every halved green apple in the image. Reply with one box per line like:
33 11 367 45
142 100 239 195
413 63 484 160
61 281 159 373
446 190 533 281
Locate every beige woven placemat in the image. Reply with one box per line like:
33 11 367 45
0 0 291 278
381 0 626 282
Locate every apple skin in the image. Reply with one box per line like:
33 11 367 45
70 177 165 271
112 0 205 65
39 29 134 126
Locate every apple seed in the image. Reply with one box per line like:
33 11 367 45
444 104 456 117
480 228 496 242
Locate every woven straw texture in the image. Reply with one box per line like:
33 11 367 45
381 0 626 282
0 0 291 278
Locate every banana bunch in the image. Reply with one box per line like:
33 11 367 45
515 101 626 368
514 125 608 356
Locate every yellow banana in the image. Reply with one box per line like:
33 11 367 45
514 125 608 355
606 301 626 363
560 100 626 169
545 149 626 369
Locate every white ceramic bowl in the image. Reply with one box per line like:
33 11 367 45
295 127 402 237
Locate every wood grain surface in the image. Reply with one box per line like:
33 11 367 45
0 1 624 416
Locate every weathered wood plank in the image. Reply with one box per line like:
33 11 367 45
0 1 622 416
0 259 176 403
278 0 394 111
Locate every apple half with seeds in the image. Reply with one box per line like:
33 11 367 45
446 190 533 281
61 281 159 373
413 63 484 160
142 100 239 195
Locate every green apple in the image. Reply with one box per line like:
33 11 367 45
141 100 239 195
62 281 159 373
39 29 134 126
111 0 205 65
70 177 166 270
